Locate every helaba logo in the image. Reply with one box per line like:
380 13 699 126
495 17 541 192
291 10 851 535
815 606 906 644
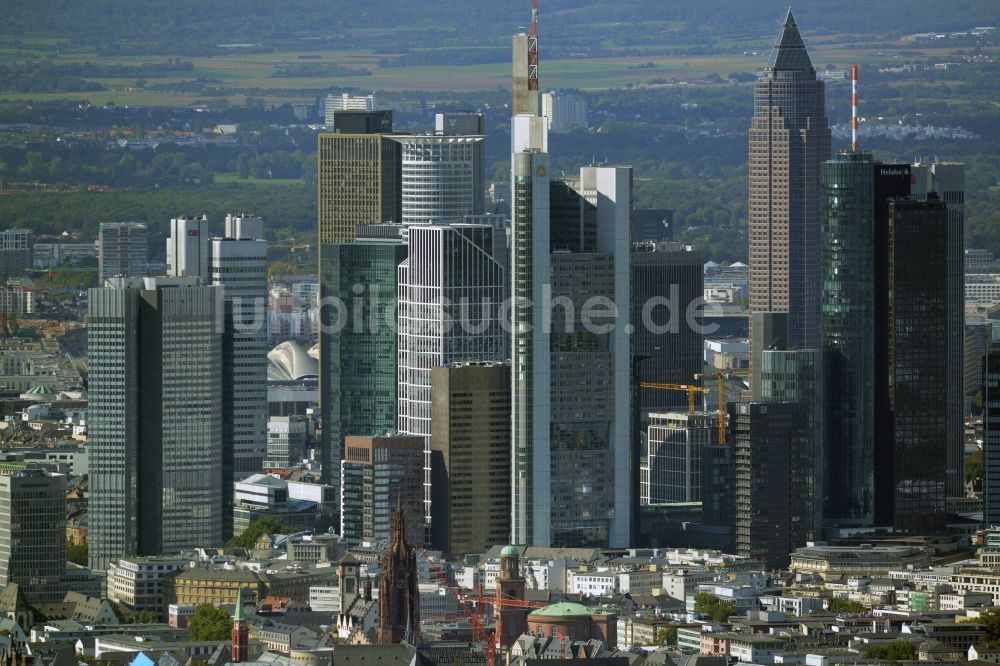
880 167 909 176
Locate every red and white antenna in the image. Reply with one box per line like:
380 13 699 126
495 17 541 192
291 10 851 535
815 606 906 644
851 63 859 151
528 0 539 91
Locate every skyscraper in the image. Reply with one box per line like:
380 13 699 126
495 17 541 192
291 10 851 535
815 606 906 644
210 215 269 484
88 277 223 573
748 10 830 350
510 152 633 547
632 241 704 415
166 216 209 278
98 222 148 283
397 223 506 522
886 196 949 531
983 334 1000 526
0 470 66 603
319 228 406 486
392 129 485 225
0 229 31 284
641 412 717 504
429 362 511 556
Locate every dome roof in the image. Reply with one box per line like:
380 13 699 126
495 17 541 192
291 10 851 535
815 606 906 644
528 602 594 618
501 545 519 557
268 341 319 381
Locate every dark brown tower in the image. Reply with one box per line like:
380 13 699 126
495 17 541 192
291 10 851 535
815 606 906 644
495 545 528 649
376 501 421 645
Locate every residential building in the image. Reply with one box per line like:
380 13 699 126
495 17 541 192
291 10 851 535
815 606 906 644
748 10 831 350
632 241 704 416
541 91 589 132
397 223 506 522
265 416 309 469
730 401 812 569
98 222 148 283
429 362 511 556
0 470 66 603
319 229 406 486
642 412 717 504
87 277 223 573
340 434 423 547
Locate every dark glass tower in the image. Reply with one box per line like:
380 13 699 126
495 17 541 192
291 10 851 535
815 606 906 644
748 10 831 350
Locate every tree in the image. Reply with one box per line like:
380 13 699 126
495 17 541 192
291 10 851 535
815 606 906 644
187 604 232 641
980 607 1000 645
127 610 160 624
864 642 917 660
693 592 737 622
67 543 88 566
827 598 866 613
652 626 677 647
225 515 290 549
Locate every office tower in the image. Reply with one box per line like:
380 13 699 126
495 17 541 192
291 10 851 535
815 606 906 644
392 134 485 225
820 152 910 527
88 277 223 573
435 112 485 136
912 162 966 498
0 229 31 283
984 334 1000 525
429 362 511 556
510 157 633 548
700 443 732 535
885 196 949 531
641 412 717 504
541 91 589 132
632 209 674 243
632 241 703 415
340 434 423 547
749 311 788 396
98 222 148 283
265 416 309 469
397 224 506 522
748 10 830 349
0 470 66 603
210 215 268 483
319 229 406 486
755 345 822 537
166 215 209 278
324 93 376 126
317 114 400 244
730 401 812 569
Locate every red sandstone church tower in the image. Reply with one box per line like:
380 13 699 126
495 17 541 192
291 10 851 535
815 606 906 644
376 501 421 644
231 587 249 662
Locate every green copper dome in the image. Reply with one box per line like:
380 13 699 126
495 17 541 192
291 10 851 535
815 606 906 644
528 602 593 618
501 545 519 557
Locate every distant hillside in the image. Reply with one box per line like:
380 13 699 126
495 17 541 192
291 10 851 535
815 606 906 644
3 1 997 57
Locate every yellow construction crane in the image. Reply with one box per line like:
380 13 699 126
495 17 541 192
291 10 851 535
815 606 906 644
696 369 752 445
638 382 709 415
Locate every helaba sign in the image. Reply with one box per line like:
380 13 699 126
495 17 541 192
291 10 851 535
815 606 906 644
879 167 910 177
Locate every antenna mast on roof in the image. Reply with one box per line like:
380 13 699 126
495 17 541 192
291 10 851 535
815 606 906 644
851 64 859 151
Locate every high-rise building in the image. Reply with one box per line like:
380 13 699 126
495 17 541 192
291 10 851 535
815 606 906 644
435 112 485 136
166 216 209 278
541 91 589 132
98 222 148 283
748 10 830 350
885 196 949 531
340 434 423 547
512 34 539 117
397 223 506 522
317 117 400 244
820 152 910 528
265 416 309 469
730 401 812 569
983 333 1000 526
0 229 32 283
912 162 966 499
319 229 406 487
210 215 268 484
632 209 674 243
0 470 66 603
391 134 485 225
323 93 376 126
88 277 223 573
641 412 717 504
632 241 704 415
429 362 511 556
510 149 633 547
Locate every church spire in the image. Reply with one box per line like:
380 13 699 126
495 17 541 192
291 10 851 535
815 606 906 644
766 8 814 72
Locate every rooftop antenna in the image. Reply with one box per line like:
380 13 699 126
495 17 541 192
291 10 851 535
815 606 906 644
851 64 859 151
528 0 539 92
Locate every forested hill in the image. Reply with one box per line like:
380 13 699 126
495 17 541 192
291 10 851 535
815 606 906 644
3 0 998 56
